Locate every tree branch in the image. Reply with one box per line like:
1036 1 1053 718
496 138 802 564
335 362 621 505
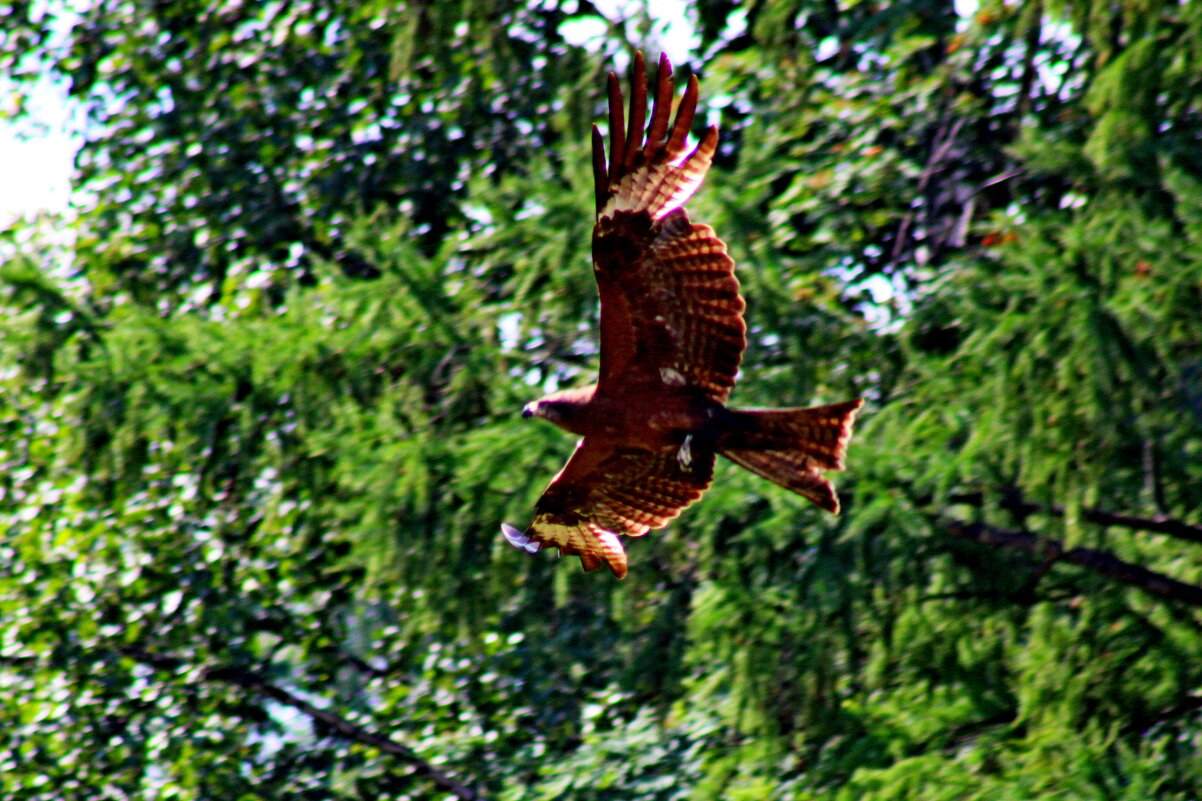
948 492 1202 546
943 519 1202 607
119 647 485 801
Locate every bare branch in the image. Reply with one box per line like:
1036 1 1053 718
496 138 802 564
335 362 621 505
119 647 485 801
947 493 1202 546
943 519 1202 608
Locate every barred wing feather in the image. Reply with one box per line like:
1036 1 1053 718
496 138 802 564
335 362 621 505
591 52 746 404
505 439 715 577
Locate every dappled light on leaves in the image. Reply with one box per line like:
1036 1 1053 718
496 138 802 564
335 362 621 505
2 0 1202 798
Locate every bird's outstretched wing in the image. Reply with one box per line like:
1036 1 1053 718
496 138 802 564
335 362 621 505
590 52 746 404
503 54 746 578
502 436 715 578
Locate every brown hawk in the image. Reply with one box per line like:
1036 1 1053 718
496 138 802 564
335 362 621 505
502 52 863 578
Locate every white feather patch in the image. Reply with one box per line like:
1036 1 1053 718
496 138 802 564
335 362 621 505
660 367 686 386
501 523 542 554
678 434 694 469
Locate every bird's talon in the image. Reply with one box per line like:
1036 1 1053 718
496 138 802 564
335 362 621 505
678 434 693 469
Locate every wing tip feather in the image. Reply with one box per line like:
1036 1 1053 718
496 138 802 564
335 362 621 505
501 522 542 554
595 53 722 222
592 124 608 213
606 72 626 188
501 521 629 579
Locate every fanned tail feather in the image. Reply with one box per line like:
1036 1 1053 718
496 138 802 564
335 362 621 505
717 399 863 513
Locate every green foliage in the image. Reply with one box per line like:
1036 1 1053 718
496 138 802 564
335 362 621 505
3 0 1202 799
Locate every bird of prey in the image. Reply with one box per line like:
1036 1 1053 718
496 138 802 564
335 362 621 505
502 52 863 578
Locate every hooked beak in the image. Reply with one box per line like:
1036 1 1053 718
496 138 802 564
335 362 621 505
521 402 535 419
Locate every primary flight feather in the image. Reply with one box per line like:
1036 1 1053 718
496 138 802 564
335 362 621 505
502 52 863 578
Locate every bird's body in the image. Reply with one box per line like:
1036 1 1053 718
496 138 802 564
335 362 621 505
526 383 716 444
502 52 863 578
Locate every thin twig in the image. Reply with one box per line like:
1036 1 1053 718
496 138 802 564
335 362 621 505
890 115 966 264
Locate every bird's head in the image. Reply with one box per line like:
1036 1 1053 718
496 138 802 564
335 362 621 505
520 385 597 434
522 399 565 425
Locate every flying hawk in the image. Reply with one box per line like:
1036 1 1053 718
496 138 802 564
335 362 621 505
502 52 863 578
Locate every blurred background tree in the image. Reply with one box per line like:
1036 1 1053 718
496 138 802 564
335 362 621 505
2 0 1201 798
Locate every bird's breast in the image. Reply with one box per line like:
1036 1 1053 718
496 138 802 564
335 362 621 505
584 388 718 446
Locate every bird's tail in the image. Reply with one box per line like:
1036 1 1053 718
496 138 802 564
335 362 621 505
716 399 863 514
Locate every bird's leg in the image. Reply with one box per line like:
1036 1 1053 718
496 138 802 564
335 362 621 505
677 433 694 470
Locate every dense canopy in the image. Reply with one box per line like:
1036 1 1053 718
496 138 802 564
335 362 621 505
2 0 1201 798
